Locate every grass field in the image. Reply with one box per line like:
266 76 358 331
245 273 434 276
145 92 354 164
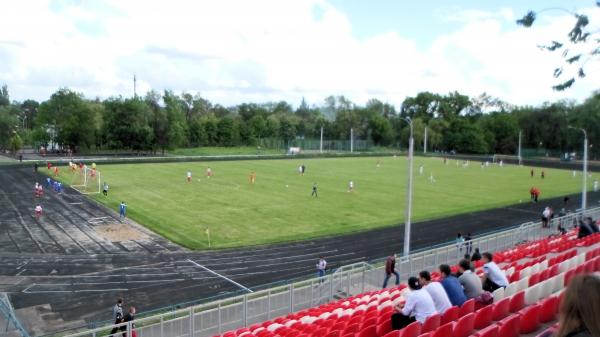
55 157 593 249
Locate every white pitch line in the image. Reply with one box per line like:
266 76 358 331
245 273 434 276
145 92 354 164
187 259 253 293
68 202 84 205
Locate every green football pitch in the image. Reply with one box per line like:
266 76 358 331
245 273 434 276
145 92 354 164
58 157 591 249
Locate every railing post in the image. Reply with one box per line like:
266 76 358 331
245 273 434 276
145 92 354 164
361 269 365 294
289 284 293 313
330 274 334 301
218 302 222 335
189 306 194 337
310 279 314 306
243 294 248 327
267 289 272 320
160 315 164 337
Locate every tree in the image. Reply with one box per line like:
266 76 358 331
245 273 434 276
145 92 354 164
103 97 153 151
0 85 9 107
20 99 39 129
517 3 600 90
217 116 239 146
145 91 169 154
0 106 17 150
35 88 96 151
9 132 23 155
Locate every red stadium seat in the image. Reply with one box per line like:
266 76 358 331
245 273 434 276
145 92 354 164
342 324 360 335
421 314 440 333
440 306 459 325
356 325 376 337
518 304 540 334
332 322 347 332
474 325 499 337
509 291 525 313
539 296 558 323
376 321 392 337
452 313 474 337
382 331 400 337
508 270 520 283
564 270 575 286
528 273 540 287
325 331 341 337
497 315 520 337
313 328 329 337
492 298 510 321
417 334 431 337
474 304 494 329
399 322 421 337
458 299 475 317
430 323 453 337
341 332 355 337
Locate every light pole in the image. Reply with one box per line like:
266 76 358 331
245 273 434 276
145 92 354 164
517 130 522 165
402 117 414 256
569 126 588 209
423 126 428 154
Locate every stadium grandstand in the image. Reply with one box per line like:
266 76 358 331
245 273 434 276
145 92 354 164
61 209 600 337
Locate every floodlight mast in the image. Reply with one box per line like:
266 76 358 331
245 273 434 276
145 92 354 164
402 117 414 257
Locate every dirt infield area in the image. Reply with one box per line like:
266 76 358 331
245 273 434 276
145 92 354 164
1 164 600 336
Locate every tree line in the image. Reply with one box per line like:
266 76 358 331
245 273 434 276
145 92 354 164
0 85 598 159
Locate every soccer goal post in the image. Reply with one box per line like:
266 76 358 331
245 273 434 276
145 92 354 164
71 165 101 194
492 154 522 166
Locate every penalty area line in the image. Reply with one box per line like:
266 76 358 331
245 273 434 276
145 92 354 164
186 259 253 293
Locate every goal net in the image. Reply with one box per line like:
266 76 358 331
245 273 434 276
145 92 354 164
492 154 523 166
71 165 101 194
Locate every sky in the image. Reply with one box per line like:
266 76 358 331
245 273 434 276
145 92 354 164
0 0 599 107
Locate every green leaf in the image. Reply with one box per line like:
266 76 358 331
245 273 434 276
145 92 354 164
552 78 575 91
565 54 581 64
540 41 563 51
553 67 563 78
568 14 589 43
517 11 536 27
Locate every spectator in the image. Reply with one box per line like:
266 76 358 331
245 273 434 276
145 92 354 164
471 248 482 262
316 256 327 278
391 277 437 330
554 274 600 337
463 254 475 272
577 218 595 239
438 264 467 307
542 206 552 228
123 307 136 337
464 233 473 254
481 252 509 292
418 270 452 314
458 259 483 299
110 298 124 336
383 254 400 288
456 233 464 252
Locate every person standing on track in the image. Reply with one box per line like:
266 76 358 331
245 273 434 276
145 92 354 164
119 201 127 222
383 254 400 288
316 256 327 280
110 298 124 336
35 204 43 218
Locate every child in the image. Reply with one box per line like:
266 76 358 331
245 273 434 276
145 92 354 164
348 180 354 192
249 171 256 184
186 171 192 183
119 201 127 222
311 183 318 197
206 167 213 179
54 166 59 177
103 182 109 196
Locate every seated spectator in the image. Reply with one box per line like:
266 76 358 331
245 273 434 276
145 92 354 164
463 254 475 271
391 277 437 330
481 252 508 292
438 264 467 307
123 307 136 337
458 259 483 299
554 274 600 337
577 218 595 238
471 248 481 262
419 270 452 314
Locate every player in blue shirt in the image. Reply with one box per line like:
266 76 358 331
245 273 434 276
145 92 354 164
119 201 127 222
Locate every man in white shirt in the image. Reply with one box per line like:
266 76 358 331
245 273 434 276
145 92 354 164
316 256 327 279
392 277 437 330
481 252 509 292
418 270 452 314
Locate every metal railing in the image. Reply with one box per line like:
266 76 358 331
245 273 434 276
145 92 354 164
60 206 600 337
0 293 29 337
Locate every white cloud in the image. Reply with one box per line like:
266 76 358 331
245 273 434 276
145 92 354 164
0 0 598 107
